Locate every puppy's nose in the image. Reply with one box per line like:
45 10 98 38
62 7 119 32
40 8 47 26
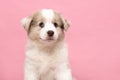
47 30 54 37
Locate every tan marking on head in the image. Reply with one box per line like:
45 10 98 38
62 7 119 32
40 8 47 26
52 11 70 31
27 11 44 41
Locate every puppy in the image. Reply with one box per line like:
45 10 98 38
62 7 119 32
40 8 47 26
21 9 73 80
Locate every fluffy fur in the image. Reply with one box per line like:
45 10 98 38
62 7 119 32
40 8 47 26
21 9 73 80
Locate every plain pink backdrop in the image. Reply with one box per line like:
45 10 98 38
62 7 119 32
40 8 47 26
0 0 120 80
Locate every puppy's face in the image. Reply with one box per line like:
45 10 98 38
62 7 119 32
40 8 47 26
22 9 69 44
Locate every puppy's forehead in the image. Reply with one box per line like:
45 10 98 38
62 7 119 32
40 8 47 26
32 9 62 23
41 9 54 21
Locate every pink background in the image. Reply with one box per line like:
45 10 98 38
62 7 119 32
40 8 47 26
0 0 120 80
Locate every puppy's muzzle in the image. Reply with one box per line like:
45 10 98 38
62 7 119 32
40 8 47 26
47 30 54 37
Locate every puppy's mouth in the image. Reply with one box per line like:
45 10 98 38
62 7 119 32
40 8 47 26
47 37 54 41
40 37 56 42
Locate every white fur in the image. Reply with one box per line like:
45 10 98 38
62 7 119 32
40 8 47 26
23 9 73 80
21 17 28 27
25 41 73 80
41 9 54 22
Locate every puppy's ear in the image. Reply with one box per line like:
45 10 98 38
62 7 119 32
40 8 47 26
63 19 70 31
61 16 70 31
21 16 33 31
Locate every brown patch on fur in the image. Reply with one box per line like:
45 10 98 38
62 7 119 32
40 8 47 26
27 11 45 41
51 11 70 31
52 12 64 29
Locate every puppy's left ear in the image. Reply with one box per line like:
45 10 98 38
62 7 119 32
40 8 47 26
63 19 70 31
61 16 70 31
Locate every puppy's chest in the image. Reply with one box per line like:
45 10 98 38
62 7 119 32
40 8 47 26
26 48 67 68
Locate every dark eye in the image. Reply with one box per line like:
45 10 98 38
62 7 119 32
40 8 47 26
53 22 58 28
61 24 64 29
39 22 44 28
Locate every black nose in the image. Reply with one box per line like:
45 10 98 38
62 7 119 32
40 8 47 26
47 30 54 37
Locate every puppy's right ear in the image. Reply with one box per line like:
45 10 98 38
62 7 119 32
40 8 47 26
21 16 32 31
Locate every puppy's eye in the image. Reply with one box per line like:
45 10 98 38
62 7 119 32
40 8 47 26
39 22 44 28
61 24 64 29
53 22 58 28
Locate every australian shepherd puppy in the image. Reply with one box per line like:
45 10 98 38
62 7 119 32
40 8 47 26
21 9 73 80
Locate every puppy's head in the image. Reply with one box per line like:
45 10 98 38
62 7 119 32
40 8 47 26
21 9 69 44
